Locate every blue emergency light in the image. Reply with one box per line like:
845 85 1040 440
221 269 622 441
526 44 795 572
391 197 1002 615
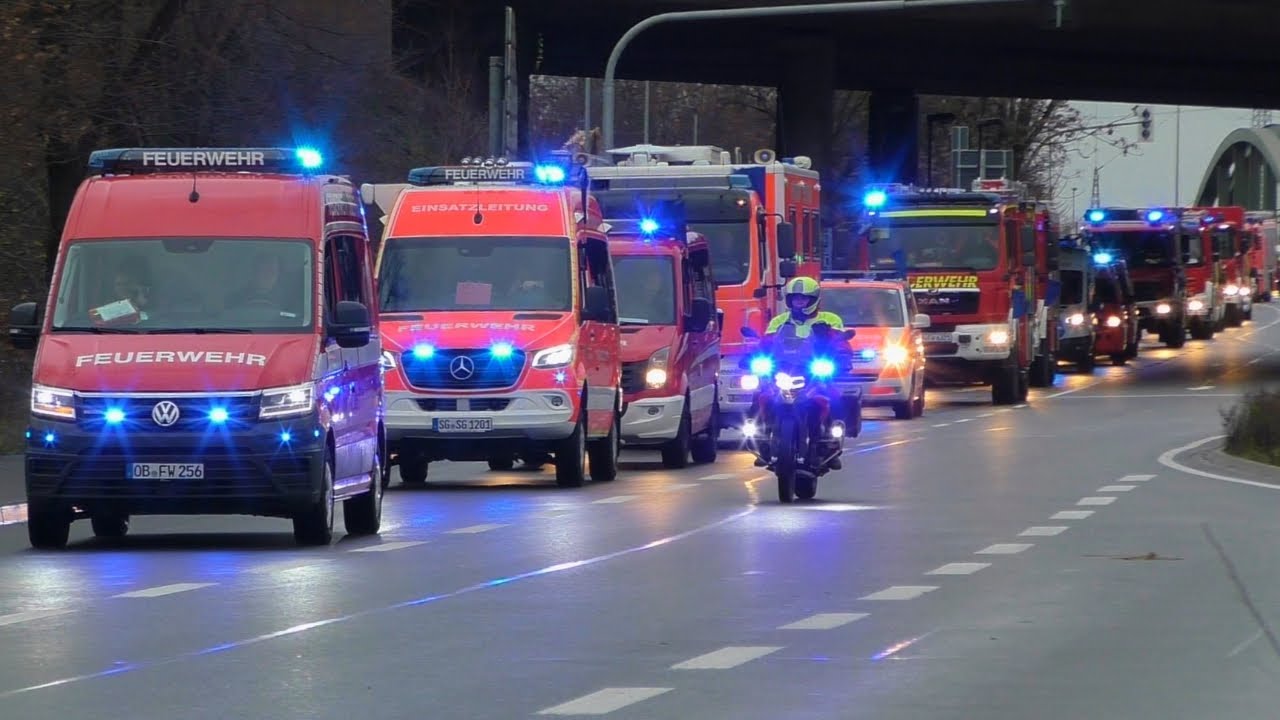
809 358 836 379
534 164 566 184
749 356 774 376
490 342 514 359
104 408 125 425
1093 252 1113 265
1086 209 1106 224
411 344 435 359
639 218 660 235
209 407 229 424
1145 209 1165 223
87 147 323 176
864 190 888 209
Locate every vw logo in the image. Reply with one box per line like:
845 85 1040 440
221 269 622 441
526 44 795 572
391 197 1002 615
449 355 476 380
151 400 181 427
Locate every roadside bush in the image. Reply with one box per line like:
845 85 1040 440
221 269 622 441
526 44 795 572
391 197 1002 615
1222 388 1280 465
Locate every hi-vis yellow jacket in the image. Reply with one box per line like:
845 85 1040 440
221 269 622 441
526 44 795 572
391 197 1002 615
764 310 847 338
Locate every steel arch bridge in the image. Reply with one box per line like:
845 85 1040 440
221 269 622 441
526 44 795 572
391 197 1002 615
1195 126 1280 210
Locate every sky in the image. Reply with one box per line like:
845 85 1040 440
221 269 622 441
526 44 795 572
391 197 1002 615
1056 102 1260 217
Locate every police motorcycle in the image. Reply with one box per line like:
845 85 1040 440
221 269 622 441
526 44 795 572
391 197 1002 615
739 322 855 503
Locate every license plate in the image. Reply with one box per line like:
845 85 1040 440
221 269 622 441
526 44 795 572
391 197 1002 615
128 463 204 480
433 417 493 433
923 332 952 343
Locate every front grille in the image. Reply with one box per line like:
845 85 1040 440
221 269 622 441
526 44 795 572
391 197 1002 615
400 348 526 390
77 395 259 431
621 361 647 394
840 372 881 382
26 455 314 497
924 342 959 356
914 291 980 315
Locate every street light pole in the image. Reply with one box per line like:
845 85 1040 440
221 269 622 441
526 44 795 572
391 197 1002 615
601 0 1029 150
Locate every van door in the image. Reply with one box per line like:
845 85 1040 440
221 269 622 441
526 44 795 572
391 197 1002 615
578 235 620 438
325 234 380 484
684 248 719 432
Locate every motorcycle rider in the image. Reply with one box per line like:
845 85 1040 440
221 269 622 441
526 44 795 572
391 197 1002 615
751 276 849 469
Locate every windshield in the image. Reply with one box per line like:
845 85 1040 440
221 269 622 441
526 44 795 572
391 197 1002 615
1060 270 1084 305
822 287 905 327
1090 230 1177 268
614 255 676 325
689 222 751 286
50 238 313 333
1094 274 1120 304
869 221 1001 271
379 236 571 312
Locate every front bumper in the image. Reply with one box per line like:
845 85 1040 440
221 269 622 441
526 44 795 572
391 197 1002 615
620 394 684 445
385 389 577 459
24 417 326 518
921 324 1013 362
1093 326 1126 354
1058 334 1092 361
835 372 905 405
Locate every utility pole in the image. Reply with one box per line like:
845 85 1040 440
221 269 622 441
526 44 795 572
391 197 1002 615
1174 105 1181 206
1090 166 1101 207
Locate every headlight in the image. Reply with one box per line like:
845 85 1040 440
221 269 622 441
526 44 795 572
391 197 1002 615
380 351 397 370
31 385 75 420
260 383 314 419
740 374 760 390
808 358 836 378
645 347 670 389
1188 299 1205 311
532 344 574 369
1106 316 1122 328
1066 313 1085 326
774 372 804 390
742 420 758 438
1156 303 1171 315
1224 285 1240 296
987 329 1010 345
882 344 909 366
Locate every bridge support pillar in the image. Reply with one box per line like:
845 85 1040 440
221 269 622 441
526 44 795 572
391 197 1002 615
867 89 920 185
775 36 834 180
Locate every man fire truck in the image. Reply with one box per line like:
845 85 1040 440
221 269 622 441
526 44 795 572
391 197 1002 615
1244 211 1278 303
1082 208 1202 345
1191 206 1252 325
853 179 1058 405
585 144 821 432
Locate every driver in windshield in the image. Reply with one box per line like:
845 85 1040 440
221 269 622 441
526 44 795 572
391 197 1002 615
621 267 671 324
227 252 281 309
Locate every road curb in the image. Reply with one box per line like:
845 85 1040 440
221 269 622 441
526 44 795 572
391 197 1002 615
1158 435 1280 490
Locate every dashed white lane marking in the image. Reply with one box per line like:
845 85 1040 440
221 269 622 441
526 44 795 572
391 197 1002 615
779 612 869 630
0 608 73 627
1013 404 1028 409
926 562 990 575
349 541 426 553
1227 630 1265 658
246 559 333 574
1019 526 1068 537
445 523 506 534
976 543 1033 555
1098 484 1136 492
1187 385 1216 391
1158 434 1280 491
538 688 673 715
697 473 736 481
113 583 215 598
932 423 952 428
856 441 876 447
1119 474 1156 483
977 412 995 418
1078 496 1117 506
861 586 938 601
1052 510 1094 520
663 483 700 491
953 418 972 424
592 495 637 504
671 646 783 669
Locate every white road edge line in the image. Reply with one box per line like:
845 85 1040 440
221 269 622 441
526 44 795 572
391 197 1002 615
779 612 869 630
976 543 1033 555
1078 496 1117 506
349 541 426 553
1157 434 1280 491
671 646 783 670
538 688 673 715
1052 510 1094 520
445 524 507 535
932 423 952 428
0 608 74 627
926 562 990 575
860 586 938 601
663 483 700 491
113 583 215 599
697 474 736 481
1019 526 1069 537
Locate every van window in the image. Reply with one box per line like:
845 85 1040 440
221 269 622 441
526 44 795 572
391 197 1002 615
1059 270 1084 305
50 238 314 332
580 238 618 323
378 236 571 312
614 255 675 326
327 235 369 308
823 287 906 327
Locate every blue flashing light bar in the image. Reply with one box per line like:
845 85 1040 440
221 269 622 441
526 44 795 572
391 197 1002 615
863 190 888 208
1093 252 1113 265
809 358 836 379
490 342 514 359
1086 209 1106 224
411 344 434 360
860 348 877 360
534 164 566 184
87 147 323 176
639 218 660 235
1145 209 1165 223
749 356 774 376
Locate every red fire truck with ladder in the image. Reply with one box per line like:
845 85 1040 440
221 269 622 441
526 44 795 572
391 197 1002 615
585 145 822 432
853 179 1058 405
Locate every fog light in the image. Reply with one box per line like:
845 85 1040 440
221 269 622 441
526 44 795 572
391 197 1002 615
830 422 845 439
740 375 760 390
1106 316 1121 328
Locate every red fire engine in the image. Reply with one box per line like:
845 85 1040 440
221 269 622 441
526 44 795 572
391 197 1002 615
586 145 822 430
1188 206 1252 325
852 179 1058 405
1244 211 1278 303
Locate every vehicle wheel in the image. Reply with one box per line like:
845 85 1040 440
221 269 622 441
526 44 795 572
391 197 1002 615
1016 368 1029 401
892 400 912 420
1225 305 1242 328
486 457 515 471
343 451 383 536
91 514 129 539
1244 305 1253 321
379 434 392 490
1166 321 1187 348
690 401 720 464
294 455 335 546
399 457 428 486
1110 353 1127 366
912 384 926 417
660 409 692 469
555 414 588 488
774 415 797 504
1079 345 1096 372
846 401 863 437
795 473 817 500
28 502 71 550
1189 320 1211 341
587 408 620 482
992 362 1018 405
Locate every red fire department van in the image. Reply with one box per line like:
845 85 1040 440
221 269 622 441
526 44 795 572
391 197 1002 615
369 158 622 488
1088 251 1140 365
9 147 384 549
1244 212 1277 303
606 215 720 467
585 145 820 431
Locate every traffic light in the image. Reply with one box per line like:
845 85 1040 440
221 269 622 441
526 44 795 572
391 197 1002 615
1138 107 1154 142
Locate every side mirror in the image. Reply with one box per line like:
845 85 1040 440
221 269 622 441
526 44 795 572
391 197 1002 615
741 326 760 340
8 301 41 350
686 297 712 332
331 300 371 348
715 307 724 333
776 222 796 259
1021 250 1036 267
779 259 798 279
1213 251 1221 261
1181 252 1192 264
583 286 612 323
912 313 931 329
752 286 768 299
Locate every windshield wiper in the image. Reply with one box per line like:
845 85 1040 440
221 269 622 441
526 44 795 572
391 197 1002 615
146 328 255 334
52 326 143 334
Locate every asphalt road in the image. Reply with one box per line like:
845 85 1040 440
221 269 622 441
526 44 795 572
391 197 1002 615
3 306 1280 718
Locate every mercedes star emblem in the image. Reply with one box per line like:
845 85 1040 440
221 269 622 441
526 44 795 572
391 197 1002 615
449 355 476 380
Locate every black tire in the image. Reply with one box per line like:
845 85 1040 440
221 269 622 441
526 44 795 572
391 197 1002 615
892 400 912 420
1166 321 1187 348
775 415 797 504
1244 305 1253 321
690 402 719 464
1079 344 1096 372
795 473 817 500
28 502 71 550
992 362 1019 405
660 409 692 469
486 457 515 471
91 514 129 539
846 401 863 437
912 383 926 417
1016 369 1029 401
1225 305 1242 328
294 455 335 546
1189 320 1213 341
343 451 383 536
379 434 392 490
587 409 620 482
399 457 428 486
555 414 588 488
1110 353 1127 366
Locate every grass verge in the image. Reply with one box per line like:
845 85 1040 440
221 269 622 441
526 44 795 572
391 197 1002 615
1222 388 1280 466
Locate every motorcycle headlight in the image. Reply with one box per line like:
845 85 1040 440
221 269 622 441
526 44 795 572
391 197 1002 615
260 383 314 419
31 385 75 420
987 329 1010 345
774 372 804 390
1106 316 1122 328
882 344 909 366
740 374 760 390
532 344 574 369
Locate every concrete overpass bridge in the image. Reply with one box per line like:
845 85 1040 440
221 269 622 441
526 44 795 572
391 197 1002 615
1197 126 1280 211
